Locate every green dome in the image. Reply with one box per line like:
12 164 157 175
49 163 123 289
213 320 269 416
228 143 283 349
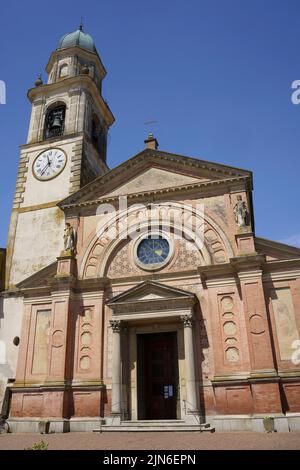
58 28 97 53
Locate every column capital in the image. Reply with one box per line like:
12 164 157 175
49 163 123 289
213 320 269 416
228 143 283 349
110 319 122 333
180 314 194 328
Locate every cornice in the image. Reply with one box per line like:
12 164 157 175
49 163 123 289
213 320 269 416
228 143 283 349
11 382 104 392
198 264 235 277
20 132 83 151
110 297 195 316
212 370 280 386
17 200 62 214
16 276 109 298
13 256 300 298
109 270 201 287
262 259 300 282
264 258 300 270
23 295 52 305
46 46 107 79
230 254 266 271
60 175 251 212
27 75 115 127
255 236 300 258
58 148 253 209
110 264 235 288
75 277 109 291
1 288 23 299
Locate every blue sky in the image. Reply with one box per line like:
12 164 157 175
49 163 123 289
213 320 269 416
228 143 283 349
1 0 300 247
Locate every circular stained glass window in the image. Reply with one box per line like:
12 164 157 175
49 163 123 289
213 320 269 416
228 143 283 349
137 236 170 267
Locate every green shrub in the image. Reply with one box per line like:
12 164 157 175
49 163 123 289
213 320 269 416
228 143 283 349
24 440 49 450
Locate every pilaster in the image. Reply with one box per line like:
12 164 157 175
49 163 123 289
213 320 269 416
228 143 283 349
231 255 281 413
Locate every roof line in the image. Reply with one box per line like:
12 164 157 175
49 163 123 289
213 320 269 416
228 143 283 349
255 236 300 253
59 175 251 210
59 148 252 208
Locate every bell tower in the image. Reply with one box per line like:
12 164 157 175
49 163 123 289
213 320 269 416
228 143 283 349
6 25 114 287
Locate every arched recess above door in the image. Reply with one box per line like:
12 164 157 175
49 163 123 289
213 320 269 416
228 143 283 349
80 202 234 279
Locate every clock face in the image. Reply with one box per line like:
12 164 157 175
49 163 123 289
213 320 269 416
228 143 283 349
33 148 67 181
137 236 170 266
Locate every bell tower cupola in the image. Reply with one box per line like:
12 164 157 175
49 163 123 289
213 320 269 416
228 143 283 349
47 23 106 89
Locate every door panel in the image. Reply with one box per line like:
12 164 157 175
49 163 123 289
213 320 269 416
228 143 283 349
138 332 178 420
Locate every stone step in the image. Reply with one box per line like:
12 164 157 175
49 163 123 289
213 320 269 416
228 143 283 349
93 421 214 433
122 419 186 426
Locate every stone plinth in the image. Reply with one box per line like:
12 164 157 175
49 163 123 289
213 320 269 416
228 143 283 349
56 251 77 277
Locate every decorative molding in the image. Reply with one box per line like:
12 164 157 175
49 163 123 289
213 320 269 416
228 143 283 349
212 370 280 385
107 281 195 320
58 147 252 210
263 270 300 282
68 87 82 97
111 299 194 316
60 175 251 211
109 270 200 287
11 382 104 392
80 202 232 279
32 97 47 106
237 270 263 282
109 319 122 333
27 74 114 127
20 132 84 150
180 313 194 327
112 309 191 322
255 236 300 259
23 297 52 305
17 200 62 213
205 277 237 288
170 239 202 271
278 370 300 379
230 254 266 272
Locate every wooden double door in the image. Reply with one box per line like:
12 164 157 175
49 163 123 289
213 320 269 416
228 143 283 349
137 332 179 420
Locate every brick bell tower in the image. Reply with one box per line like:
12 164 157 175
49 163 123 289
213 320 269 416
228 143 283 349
6 24 114 288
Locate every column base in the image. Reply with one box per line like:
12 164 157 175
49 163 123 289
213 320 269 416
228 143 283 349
184 409 201 425
104 413 122 425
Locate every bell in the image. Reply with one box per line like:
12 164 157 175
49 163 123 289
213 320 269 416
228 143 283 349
51 116 62 129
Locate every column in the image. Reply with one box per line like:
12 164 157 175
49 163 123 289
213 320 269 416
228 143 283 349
110 320 122 415
180 314 198 415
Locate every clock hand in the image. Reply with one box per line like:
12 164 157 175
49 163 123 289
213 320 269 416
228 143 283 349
40 162 50 176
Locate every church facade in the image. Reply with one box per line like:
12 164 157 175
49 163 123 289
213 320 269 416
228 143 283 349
0 27 300 433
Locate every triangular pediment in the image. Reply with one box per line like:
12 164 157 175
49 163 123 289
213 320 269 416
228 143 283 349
255 237 300 261
107 280 194 305
104 167 203 197
59 148 252 209
16 261 57 289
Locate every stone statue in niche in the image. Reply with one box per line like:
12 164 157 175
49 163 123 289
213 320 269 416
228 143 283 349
233 195 249 228
63 223 77 254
